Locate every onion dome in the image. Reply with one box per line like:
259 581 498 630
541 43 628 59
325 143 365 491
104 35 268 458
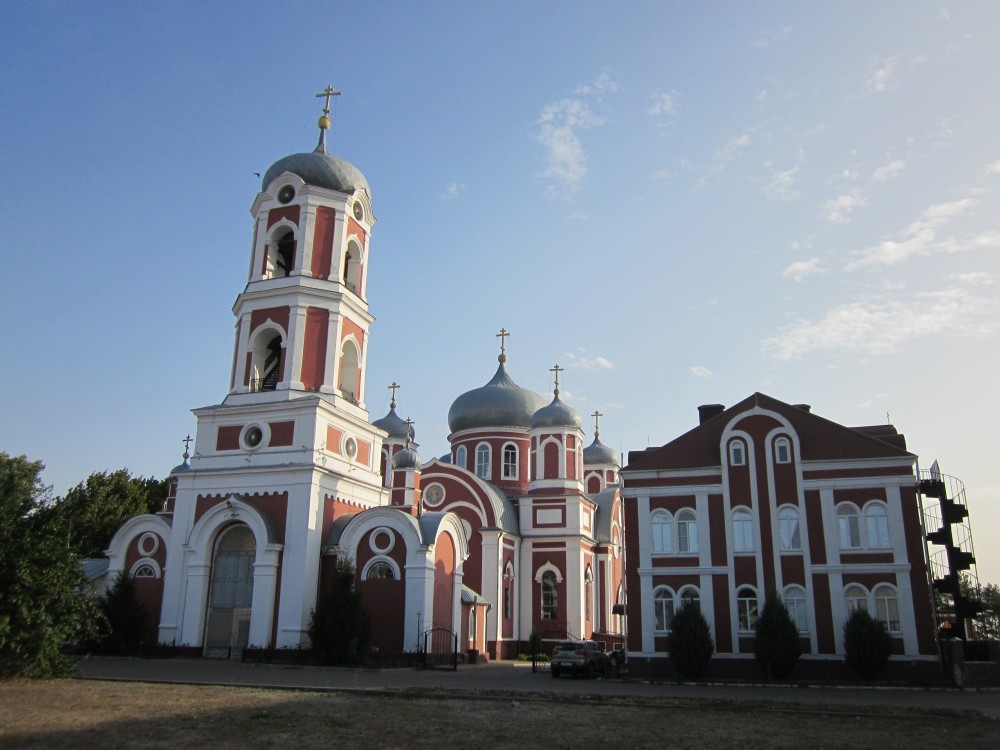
391 444 421 470
532 394 582 429
583 435 618 466
372 404 413 441
448 360 546 433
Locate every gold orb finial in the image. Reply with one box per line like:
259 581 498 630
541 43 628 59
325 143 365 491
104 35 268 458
318 114 331 130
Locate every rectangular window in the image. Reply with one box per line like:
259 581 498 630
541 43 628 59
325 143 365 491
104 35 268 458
677 518 697 553
738 598 758 632
839 515 861 549
733 514 754 552
785 597 808 633
503 586 511 620
730 442 746 466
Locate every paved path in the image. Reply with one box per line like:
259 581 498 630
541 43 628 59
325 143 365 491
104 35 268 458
76 657 1000 719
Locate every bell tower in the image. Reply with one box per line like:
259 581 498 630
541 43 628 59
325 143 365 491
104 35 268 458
227 85 375 413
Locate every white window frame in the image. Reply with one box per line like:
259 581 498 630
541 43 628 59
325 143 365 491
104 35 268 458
783 585 808 634
778 505 801 551
837 504 862 550
737 587 759 633
541 570 558 620
475 443 491 479
676 509 698 554
729 440 746 466
653 586 675 633
775 437 791 464
455 445 467 469
679 586 701 613
502 442 518 480
844 584 868 615
873 584 900 633
732 507 754 553
650 510 672 554
864 502 891 549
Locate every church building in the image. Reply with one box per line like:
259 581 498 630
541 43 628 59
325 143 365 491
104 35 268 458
105 91 624 660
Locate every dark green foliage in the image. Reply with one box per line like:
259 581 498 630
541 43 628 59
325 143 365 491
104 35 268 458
95 573 149 655
667 601 714 680
843 609 892 680
0 453 102 677
753 591 802 679
43 471 169 558
308 559 372 666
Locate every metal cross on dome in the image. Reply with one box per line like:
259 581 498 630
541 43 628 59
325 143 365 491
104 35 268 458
315 85 341 116
388 381 400 408
496 328 510 363
550 364 563 396
592 410 603 438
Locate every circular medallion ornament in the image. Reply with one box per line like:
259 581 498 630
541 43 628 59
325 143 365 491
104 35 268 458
353 201 364 221
423 483 445 508
344 437 358 460
278 185 296 204
243 424 264 449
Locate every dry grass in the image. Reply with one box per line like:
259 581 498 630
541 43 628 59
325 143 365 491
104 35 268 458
0 678 997 749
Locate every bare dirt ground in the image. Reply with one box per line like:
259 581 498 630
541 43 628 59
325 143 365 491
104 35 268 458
1 679 997 749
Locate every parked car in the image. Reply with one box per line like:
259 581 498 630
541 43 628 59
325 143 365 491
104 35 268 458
550 640 609 678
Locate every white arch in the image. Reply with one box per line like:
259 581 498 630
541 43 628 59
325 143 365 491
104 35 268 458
361 555 401 580
534 561 563 584
105 514 173 578
129 557 162 579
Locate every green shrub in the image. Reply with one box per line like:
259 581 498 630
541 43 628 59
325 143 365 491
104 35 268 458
308 559 371 666
667 601 714 680
753 591 802 679
96 573 149 655
843 609 892 680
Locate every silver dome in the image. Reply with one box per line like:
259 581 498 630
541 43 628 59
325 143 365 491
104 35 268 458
448 362 547 433
531 394 582 429
372 405 413 440
392 445 421 470
583 435 618 466
262 150 369 196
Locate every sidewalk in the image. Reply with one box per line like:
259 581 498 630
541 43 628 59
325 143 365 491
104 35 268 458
76 656 1000 719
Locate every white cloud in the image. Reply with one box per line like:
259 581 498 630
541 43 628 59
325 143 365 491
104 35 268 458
652 169 670 180
871 159 906 183
693 133 752 192
949 271 994 286
441 182 466 200
858 393 887 408
986 159 1000 175
763 164 802 201
565 352 615 370
762 287 997 360
865 55 899 94
847 193 997 269
648 91 679 119
823 192 867 223
575 72 620 97
782 257 826 282
536 98 602 195
752 26 792 48
690 366 713 378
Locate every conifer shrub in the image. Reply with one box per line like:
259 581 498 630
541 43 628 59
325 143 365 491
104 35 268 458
308 559 372 666
753 591 802 679
843 609 892 680
666 601 714 680
97 573 149 655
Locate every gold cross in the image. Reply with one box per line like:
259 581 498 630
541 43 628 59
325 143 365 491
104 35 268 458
404 418 414 442
550 364 564 395
496 328 509 355
316 85 341 115
388 381 400 407
592 410 603 437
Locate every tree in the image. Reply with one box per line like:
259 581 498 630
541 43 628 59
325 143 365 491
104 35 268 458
753 591 802 679
43 470 168 558
308 558 372 665
843 609 892 680
0 453 102 676
95 573 149 655
666 601 714 680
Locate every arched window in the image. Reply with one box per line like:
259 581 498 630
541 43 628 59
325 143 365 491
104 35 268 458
502 443 518 479
873 584 900 632
778 506 801 551
844 584 868 615
541 571 558 620
503 562 515 620
587 475 602 494
275 229 295 277
775 437 791 464
653 587 675 632
343 239 362 294
865 503 891 548
475 443 491 479
337 339 360 402
732 508 754 552
783 586 808 633
729 440 746 466
365 561 395 580
584 566 593 622
455 445 467 469
677 509 698 554
132 563 156 579
651 510 672 553
837 505 861 549
679 587 700 613
737 588 759 632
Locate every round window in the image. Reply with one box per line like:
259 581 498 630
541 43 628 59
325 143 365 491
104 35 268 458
353 201 364 221
344 437 358 460
278 185 296 204
243 425 264 449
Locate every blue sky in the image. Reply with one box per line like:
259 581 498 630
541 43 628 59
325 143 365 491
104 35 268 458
2 2 999 581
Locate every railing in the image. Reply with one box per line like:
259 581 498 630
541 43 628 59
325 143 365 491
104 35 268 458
338 388 358 405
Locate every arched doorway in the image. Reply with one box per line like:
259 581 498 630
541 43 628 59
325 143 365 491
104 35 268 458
204 524 256 659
